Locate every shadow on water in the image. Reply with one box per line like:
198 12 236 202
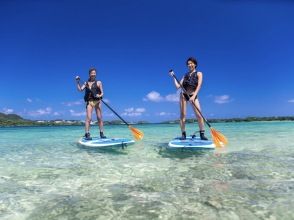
72 143 129 155
153 142 213 159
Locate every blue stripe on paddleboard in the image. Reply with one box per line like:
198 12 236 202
168 137 215 149
78 137 135 147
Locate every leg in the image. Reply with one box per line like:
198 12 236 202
191 98 205 131
95 101 106 138
180 93 187 139
85 103 93 139
191 98 208 140
95 101 104 132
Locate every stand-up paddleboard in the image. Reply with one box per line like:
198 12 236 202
168 136 215 150
78 137 135 149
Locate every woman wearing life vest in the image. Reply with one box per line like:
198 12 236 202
170 57 208 140
76 68 106 140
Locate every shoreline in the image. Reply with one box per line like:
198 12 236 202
1 117 294 128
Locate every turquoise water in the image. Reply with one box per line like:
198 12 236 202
0 122 294 219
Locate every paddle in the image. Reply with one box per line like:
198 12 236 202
169 70 228 148
100 99 144 141
76 76 144 141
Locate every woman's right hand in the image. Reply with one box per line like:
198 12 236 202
75 76 80 82
169 70 175 77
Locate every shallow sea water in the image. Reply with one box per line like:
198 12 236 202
0 122 293 219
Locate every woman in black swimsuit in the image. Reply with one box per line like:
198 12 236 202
76 68 106 140
170 57 208 140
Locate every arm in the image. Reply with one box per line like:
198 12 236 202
77 82 86 91
190 72 203 101
169 70 183 89
97 81 104 98
174 77 184 89
76 76 86 91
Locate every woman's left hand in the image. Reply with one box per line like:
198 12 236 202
189 94 197 102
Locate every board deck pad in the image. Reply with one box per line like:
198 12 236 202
168 136 215 150
78 137 135 148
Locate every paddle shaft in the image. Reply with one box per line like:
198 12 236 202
77 78 130 126
170 71 212 128
100 99 130 126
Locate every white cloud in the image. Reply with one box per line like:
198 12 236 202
288 99 294 103
123 112 142 117
62 100 83 107
144 91 179 103
143 91 163 102
53 112 61 116
122 107 146 117
135 108 146 113
2 108 14 114
26 98 42 103
69 109 86 117
157 112 176 116
28 107 52 116
125 107 134 113
214 95 232 104
165 93 179 102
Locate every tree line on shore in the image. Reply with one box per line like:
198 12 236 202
1 112 293 127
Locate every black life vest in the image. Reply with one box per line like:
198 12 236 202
182 71 198 92
84 80 101 102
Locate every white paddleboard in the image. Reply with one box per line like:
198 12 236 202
78 137 135 148
168 136 215 150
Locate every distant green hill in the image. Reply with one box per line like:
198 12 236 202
0 113 25 121
0 113 32 126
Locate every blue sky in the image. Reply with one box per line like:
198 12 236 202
1 0 293 122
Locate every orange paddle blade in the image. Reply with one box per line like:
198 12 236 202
210 127 228 148
129 126 144 141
